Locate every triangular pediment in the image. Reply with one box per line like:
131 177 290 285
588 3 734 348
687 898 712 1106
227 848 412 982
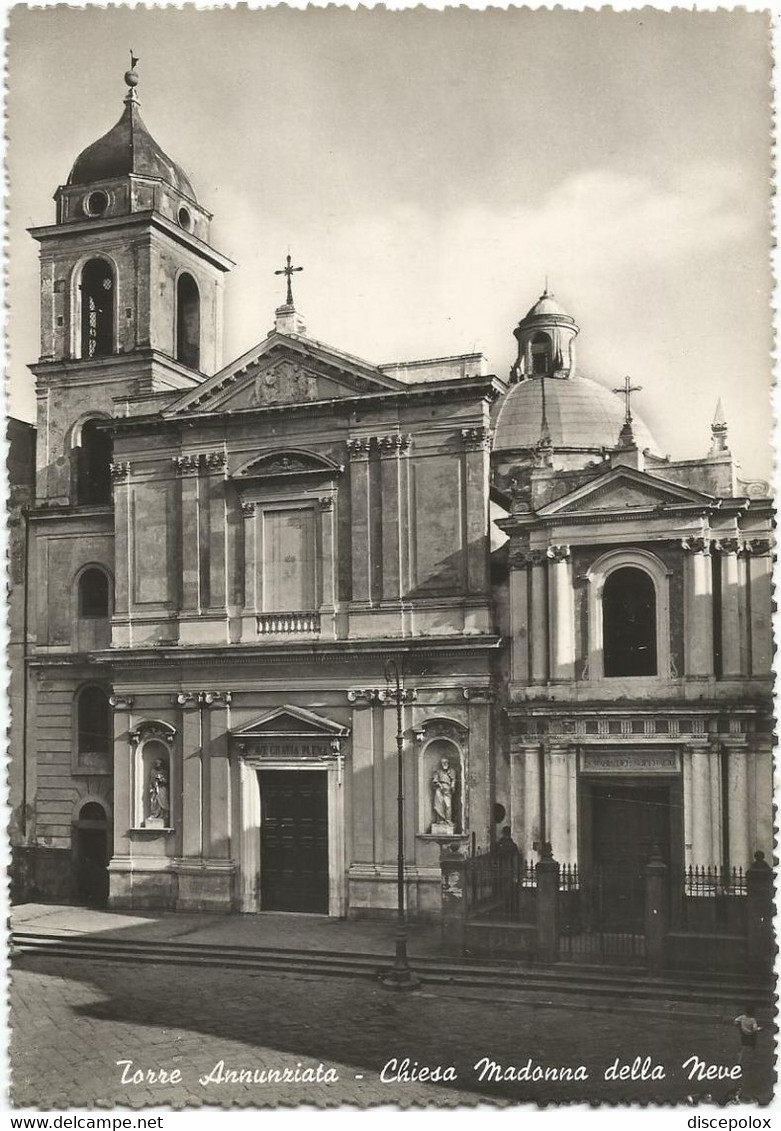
539 467 717 517
233 705 349 739
165 333 405 417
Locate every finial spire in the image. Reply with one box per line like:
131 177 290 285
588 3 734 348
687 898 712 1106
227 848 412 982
275 253 303 308
124 50 140 104
709 398 729 455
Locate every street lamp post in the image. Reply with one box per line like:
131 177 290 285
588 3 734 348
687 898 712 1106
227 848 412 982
380 658 420 991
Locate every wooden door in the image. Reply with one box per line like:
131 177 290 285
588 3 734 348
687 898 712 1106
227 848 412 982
591 783 670 930
259 770 329 913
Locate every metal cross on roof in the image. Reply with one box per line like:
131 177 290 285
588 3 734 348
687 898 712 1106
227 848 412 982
275 254 303 307
613 375 642 424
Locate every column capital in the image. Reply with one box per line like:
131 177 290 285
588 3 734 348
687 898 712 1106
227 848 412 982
508 547 532 570
240 501 255 518
462 685 495 703
318 496 334 511
110 461 130 481
375 432 412 456
346 687 386 704
460 426 492 450
346 437 372 460
680 536 711 554
741 537 772 556
109 693 134 710
715 536 740 554
173 454 201 476
547 544 571 563
203 450 227 472
198 691 233 707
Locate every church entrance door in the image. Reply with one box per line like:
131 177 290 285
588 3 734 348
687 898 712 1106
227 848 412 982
73 802 110 908
259 770 329 913
590 783 670 931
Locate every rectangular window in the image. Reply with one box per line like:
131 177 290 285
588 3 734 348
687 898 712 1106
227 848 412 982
262 507 316 611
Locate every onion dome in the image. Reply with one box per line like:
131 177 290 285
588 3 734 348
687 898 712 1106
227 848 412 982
67 59 197 202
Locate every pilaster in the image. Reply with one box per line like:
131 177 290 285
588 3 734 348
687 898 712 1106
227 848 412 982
175 456 202 615
507 547 531 684
548 545 574 681
461 427 491 595
377 434 410 601
347 438 372 602
717 538 741 677
529 550 549 684
681 537 714 677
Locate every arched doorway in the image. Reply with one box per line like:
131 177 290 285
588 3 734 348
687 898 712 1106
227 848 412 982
73 801 110 907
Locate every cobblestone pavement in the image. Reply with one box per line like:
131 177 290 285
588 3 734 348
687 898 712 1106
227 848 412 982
9 954 775 1110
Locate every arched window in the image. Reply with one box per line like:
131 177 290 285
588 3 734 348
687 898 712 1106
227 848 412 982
80 259 114 358
76 418 112 505
76 686 111 761
78 568 111 618
176 273 201 370
531 332 552 376
603 567 657 677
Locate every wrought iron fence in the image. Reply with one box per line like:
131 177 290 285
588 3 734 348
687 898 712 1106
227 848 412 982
558 862 647 965
464 851 537 919
670 865 747 934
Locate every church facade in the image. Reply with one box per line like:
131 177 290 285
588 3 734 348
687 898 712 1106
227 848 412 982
10 66 773 926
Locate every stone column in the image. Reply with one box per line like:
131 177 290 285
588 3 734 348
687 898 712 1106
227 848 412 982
461 427 491 595
109 695 134 857
746 539 772 676
180 696 203 859
347 693 375 863
347 438 372 602
718 538 742 676
548 545 575 681
708 741 723 868
682 537 714 677
241 502 257 613
511 742 541 859
529 550 549 684
205 451 227 611
110 463 131 624
204 693 232 861
688 743 713 867
378 434 410 601
318 497 336 635
725 741 750 872
546 742 575 864
508 549 531 684
176 455 202 615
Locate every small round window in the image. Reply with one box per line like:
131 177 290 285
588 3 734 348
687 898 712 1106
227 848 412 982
177 206 192 231
84 190 109 218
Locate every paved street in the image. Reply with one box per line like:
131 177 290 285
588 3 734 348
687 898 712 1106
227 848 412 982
9 953 774 1109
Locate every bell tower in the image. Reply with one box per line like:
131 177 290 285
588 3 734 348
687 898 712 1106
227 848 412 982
29 58 233 504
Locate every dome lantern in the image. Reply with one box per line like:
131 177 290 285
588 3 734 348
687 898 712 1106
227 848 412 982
510 287 579 383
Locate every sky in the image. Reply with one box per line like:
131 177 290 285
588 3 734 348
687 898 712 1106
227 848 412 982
5 6 775 480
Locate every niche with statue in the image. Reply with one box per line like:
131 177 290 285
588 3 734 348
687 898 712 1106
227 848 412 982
139 738 172 829
420 736 464 836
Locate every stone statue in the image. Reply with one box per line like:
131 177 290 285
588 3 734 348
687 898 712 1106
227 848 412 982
148 759 170 826
431 757 457 833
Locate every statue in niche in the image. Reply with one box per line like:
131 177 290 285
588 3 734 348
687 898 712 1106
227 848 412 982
431 757 457 834
147 759 170 827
